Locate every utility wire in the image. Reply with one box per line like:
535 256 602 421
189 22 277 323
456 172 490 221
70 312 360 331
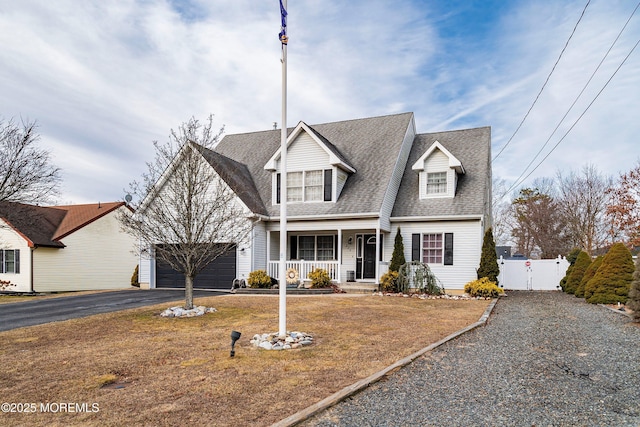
501 1 640 197
500 35 640 199
492 0 591 162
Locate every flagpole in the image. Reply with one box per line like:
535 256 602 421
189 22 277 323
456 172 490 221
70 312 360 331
278 0 288 338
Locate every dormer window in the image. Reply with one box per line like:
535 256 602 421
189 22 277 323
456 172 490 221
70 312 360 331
277 169 333 203
426 172 447 194
412 140 465 200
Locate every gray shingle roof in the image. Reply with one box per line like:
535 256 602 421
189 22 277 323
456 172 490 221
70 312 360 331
391 126 491 218
214 112 415 218
195 145 268 216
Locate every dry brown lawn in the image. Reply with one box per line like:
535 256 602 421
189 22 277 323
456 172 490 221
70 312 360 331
0 294 489 426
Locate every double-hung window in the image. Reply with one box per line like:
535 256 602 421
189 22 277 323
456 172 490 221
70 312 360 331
277 169 333 204
426 172 447 194
291 235 336 261
412 233 453 265
1 249 20 274
422 234 443 264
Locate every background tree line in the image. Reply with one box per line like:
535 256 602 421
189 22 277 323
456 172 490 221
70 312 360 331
493 161 640 258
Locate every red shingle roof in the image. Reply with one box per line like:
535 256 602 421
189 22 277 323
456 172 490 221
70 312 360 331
0 201 127 247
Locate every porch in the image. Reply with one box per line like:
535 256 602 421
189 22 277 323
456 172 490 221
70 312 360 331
267 260 340 282
265 229 389 284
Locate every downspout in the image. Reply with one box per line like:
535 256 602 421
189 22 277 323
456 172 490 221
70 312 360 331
30 247 35 293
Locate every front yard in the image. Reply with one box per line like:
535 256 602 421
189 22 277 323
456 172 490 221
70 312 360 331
0 294 490 426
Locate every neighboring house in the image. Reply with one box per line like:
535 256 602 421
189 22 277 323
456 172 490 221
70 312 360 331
0 201 138 292
139 112 492 291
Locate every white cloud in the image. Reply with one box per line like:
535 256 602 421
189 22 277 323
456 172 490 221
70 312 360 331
0 0 638 203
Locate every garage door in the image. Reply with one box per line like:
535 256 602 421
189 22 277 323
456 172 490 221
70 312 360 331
155 245 236 290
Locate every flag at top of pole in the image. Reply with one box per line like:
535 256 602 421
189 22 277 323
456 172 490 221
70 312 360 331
279 0 288 44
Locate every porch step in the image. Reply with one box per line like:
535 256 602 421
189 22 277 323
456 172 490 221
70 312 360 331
338 282 379 294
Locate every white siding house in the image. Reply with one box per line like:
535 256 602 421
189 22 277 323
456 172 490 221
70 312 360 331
0 202 138 293
141 112 492 291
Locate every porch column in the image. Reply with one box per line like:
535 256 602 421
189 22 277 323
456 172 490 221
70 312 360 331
375 227 380 284
337 228 342 282
266 230 271 276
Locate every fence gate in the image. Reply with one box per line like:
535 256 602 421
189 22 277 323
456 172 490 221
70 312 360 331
498 256 569 291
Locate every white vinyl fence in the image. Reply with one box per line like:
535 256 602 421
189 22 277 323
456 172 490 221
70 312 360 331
498 256 569 291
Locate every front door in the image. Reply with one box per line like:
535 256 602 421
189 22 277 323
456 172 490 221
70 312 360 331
355 234 376 280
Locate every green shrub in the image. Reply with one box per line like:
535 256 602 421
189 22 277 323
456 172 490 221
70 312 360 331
397 261 443 295
380 270 399 293
308 268 332 288
464 277 504 298
586 243 634 304
628 256 640 322
389 228 406 272
560 248 582 291
247 270 273 288
578 255 603 299
477 228 500 286
564 251 590 295
130 265 140 287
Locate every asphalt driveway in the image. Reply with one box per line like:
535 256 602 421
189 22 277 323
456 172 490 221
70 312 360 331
0 288 219 332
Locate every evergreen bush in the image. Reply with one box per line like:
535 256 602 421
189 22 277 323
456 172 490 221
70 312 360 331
464 277 504 298
308 268 332 288
247 270 273 288
586 243 634 304
379 270 399 293
627 256 640 322
560 247 581 291
578 255 603 299
477 228 500 286
389 228 406 272
564 251 590 295
130 265 140 287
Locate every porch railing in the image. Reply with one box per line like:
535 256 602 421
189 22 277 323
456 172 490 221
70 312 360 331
267 260 339 282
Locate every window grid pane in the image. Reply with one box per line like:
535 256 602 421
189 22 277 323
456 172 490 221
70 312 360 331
305 170 323 201
298 236 315 260
422 234 443 264
316 236 334 261
4 250 15 273
287 172 303 202
427 172 447 194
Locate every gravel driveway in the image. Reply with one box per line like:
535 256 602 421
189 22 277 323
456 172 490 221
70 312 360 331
303 291 640 427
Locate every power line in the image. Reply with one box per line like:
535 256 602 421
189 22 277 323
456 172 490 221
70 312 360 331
492 0 591 163
502 2 640 195
501 35 640 199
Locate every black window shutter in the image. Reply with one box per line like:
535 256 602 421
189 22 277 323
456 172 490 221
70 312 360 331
0 250 4 273
444 233 453 265
411 234 420 261
289 235 297 259
15 249 20 274
324 169 332 201
276 173 281 204
334 235 338 260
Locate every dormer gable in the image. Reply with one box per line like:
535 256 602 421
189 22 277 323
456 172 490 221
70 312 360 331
264 121 356 205
411 141 465 199
264 121 356 173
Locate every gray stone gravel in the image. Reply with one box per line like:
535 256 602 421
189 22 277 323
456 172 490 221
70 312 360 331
302 291 640 427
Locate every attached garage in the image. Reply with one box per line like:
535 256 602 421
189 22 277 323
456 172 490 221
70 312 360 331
155 245 236 290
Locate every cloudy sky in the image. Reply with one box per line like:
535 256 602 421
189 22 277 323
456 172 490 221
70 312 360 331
1 0 638 204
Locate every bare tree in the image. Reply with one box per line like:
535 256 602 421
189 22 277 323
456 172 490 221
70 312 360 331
0 118 61 204
511 186 570 258
120 116 252 309
556 164 612 255
492 177 516 246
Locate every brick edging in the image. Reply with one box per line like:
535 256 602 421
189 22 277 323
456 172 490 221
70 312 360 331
271 297 500 427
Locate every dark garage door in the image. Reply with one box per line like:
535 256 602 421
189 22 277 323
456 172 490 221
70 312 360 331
155 245 236 290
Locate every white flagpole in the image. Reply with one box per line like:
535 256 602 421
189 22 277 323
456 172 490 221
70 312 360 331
278 0 288 338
